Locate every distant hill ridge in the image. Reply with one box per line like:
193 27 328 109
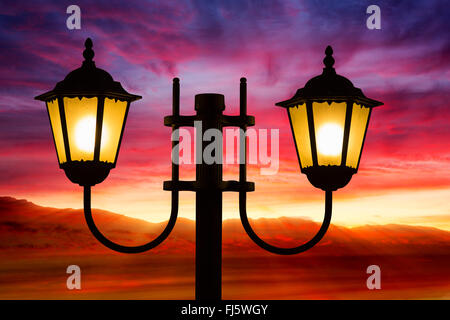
0 196 449 256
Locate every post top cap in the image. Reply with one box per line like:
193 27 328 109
195 93 225 112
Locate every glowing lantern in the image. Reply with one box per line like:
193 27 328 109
276 46 382 191
35 38 141 186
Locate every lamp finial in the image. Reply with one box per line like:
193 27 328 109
83 38 95 62
323 45 335 70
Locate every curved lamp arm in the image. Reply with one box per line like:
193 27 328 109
82 78 182 254
84 186 178 254
239 190 332 255
236 77 333 255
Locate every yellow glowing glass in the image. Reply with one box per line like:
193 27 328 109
312 102 346 165
61 97 128 164
46 98 67 164
73 115 110 153
74 116 95 152
346 103 370 168
99 98 128 163
64 97 98 161
288 103 313 168
316 123 344 156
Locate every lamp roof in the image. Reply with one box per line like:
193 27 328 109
276 46 383 108
35 38 141 102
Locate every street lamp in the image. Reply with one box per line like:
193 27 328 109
35 39 382 300
35 39 178 254
276 45 382 191
35 38 141 187
240 45 383 256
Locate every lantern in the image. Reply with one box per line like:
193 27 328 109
276 46 382 191
35 38 141 186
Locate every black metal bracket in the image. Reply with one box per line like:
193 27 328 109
163 180 255 192
163 77 255 195
164 115 255 127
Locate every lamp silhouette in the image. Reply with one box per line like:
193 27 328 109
35 39 382 300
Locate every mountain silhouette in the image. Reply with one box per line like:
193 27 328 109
0 196 449 299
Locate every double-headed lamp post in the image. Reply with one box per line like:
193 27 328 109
35 39 382 300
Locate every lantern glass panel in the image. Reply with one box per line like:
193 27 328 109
346 103 370 168
312 101 347 166
46 98 67 164
99 98 128 163
288 103 313 168
63 97 98 161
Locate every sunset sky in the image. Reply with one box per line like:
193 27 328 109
0 0 449 230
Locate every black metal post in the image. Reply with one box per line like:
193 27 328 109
194 94 225 300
